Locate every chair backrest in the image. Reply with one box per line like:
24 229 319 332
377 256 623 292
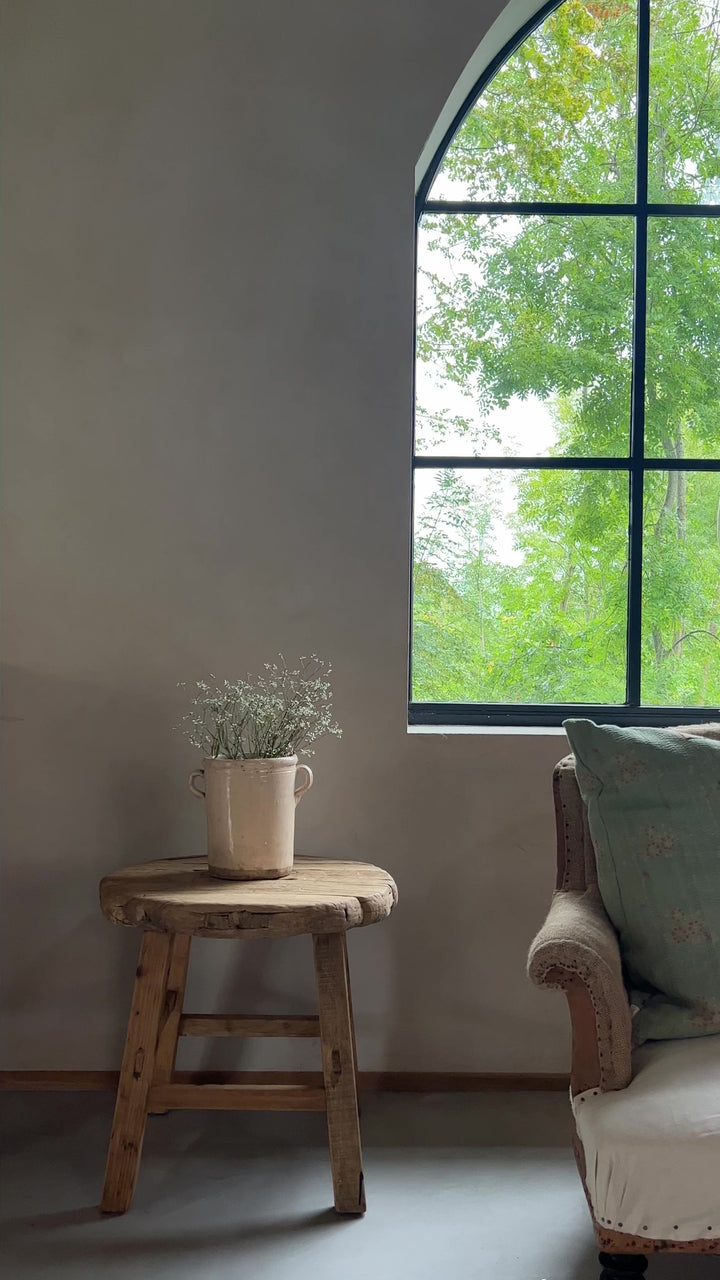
553 722 720 893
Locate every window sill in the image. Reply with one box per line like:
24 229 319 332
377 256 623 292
407 723 569 736
409 705 720 730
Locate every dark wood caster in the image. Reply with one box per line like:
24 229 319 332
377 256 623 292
599 1253 648 1279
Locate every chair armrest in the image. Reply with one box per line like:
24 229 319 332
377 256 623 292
528 889 632 1095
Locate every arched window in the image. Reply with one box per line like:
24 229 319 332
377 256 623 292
411 0 720 727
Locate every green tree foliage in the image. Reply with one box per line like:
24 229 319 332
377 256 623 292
413 0 720 707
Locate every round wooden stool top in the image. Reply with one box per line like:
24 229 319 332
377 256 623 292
100 855 398 940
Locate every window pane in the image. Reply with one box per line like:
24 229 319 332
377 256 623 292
428 0 637 203
412 468 629 703
645 218 720 459
642 470 720 705
415 214 633 456
648 0 720 204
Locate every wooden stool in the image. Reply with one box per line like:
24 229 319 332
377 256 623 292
98 855 397 1216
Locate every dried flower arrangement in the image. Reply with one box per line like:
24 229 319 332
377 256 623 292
179 656 341 760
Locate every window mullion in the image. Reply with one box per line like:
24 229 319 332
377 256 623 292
626 0 652 709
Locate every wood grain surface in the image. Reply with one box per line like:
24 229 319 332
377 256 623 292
314 932 365 1214
178 1014 320 1037
146 1082 327 1111
99 856 397 938
100 932 172 1213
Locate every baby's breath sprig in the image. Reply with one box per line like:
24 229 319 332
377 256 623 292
178 656 341 760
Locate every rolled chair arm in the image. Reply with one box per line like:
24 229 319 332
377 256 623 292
528 889 632 1094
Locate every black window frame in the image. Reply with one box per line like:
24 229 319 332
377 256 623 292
410 0 720 729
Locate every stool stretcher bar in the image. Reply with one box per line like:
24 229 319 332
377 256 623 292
178 1014 320 1038
147 1082 327 1112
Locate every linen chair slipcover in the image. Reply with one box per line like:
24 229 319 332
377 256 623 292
528 725 720 1270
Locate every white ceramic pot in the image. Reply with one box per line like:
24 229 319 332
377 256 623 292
188 755 313 880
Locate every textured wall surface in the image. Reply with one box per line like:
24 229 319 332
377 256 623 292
1 0 569 1071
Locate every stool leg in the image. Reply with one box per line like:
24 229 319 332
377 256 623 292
149 934 191 1113
343 939 360 1101
313 932 365 1215
100 931 172 1214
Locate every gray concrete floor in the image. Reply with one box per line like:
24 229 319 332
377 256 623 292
1 1091 718 1280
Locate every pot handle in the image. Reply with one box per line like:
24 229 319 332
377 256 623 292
188 769 206 800
294 764 313 805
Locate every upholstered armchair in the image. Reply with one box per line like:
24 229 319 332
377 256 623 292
528 733 720 1280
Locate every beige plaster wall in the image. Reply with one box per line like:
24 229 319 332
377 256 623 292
1 0 570 1072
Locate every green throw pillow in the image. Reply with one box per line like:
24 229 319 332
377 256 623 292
563 719 720 1045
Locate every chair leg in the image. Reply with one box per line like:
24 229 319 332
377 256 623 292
148 934 191 1113
599 1253 648 1278
313 932 365 1215
100 931 172 1214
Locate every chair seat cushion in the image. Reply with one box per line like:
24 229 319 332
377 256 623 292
572 1034 720 1242
563 719 720 1044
